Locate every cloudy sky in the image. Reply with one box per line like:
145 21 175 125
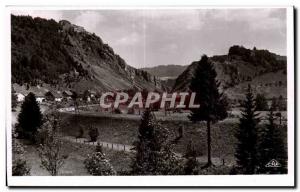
12 8 287 68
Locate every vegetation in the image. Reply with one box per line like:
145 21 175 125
16 92 43 142
255 94 268 111
84 145 116 176
257 108 287 174
12 137 31 176
235 85 260 174
183 140 199 175
11 86 18 111
88 125 99 142
11 15 88 85
228 45 286 71
131 109 182 175
189 55 228 167
37 112 68 176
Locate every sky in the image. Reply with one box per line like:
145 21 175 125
12 8 287 68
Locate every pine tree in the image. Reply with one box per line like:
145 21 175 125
17 92 43 142
131 109 182 175
189 55 228 167
235 85 260 174
255 93 268 111
257 107 287 174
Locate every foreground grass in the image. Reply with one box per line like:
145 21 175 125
21 139 132 176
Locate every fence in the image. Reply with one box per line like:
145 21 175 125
62 136 133 152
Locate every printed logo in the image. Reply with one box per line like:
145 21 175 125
265 159 281 168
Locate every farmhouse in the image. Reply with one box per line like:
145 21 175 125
63 90 73 100
16 93 25 102
35 92 45 103
54 92 63 102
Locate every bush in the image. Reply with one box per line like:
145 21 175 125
88 126 99 142
12 159 30 176
12 139 30 176
84 152 116 176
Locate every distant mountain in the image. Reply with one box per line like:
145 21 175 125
141 65 187 91
141 65 187 79
172 46 287 100
11 15 162 92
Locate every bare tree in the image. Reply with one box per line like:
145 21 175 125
37 112 68 176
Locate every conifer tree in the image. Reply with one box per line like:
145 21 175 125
255 93 268 111
131 109 182 175
17 92 43 142
189 55 228 167
235 85 260 174
257 107 287 174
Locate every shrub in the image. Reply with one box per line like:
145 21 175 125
88 126 99 142
12 159 30 176
12 139 30 176
84 152 116 176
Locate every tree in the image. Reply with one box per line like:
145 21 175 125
11 86 18 111
84 146 116 176
188 55 228 167
17 92 43 142
255 94 268 111
235 85 260 174
183 140 199 175
37 112 68 176
131 109 182 175
257 108 287 174
270 97 278 111
277 95 287 111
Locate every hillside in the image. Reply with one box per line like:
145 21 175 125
172 46 287 100
141 65 187 91
11 15 162 92
141 65 187 78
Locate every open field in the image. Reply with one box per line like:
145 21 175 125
20 139 132 176
59 111 287 166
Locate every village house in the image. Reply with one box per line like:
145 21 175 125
54 92 63 102
45 91 55 101
35 92 45 103
16 93 25 102
62 90 73 101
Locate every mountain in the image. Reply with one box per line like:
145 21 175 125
141 65 187 91
172 46 287 100
141 65 187 78
11 15 162 92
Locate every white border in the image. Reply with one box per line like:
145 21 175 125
5 6 295 187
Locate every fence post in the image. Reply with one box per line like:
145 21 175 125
124 145 125 151
112 144 113 149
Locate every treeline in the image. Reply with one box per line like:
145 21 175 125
11 15 89 86
228 45 286 71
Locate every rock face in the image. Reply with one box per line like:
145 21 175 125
11 15 162 92
172 46 287 100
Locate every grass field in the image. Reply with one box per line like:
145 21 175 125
20 139 132 176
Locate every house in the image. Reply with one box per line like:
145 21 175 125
90 90 97 98
16 93 25 102
45 91 55 101
63 90 73 100
53 92 63 102
35 92 45 103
